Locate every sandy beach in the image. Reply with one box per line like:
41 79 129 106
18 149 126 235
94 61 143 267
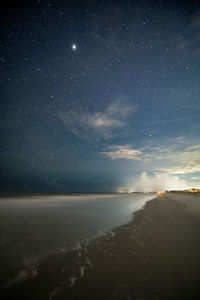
58 192 200 300
2 192 200 300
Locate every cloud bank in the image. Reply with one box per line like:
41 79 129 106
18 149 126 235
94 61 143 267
58 98 136 139
130 172 189 192
102 140 200 190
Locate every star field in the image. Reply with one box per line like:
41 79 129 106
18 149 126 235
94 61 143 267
1 0 200 192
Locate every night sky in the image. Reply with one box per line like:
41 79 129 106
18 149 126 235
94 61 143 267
1 0 200 192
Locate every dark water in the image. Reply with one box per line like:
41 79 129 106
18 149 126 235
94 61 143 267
0 193 155 298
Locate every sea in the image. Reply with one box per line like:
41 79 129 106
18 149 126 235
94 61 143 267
0 193 156 299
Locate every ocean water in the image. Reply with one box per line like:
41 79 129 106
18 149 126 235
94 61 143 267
0 193 156 297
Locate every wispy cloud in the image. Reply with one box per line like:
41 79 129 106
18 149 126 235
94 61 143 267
152 144 200 175
176 11 200 57
101 141 200 176
185 144 200 151
101 145 142 160
191 176 200 180
58 98 136 139
158 159 200 175
100 142 180 162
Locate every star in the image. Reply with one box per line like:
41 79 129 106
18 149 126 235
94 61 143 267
72 44 77 50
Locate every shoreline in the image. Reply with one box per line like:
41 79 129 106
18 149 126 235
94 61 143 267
58 192 200 300
2 193 200 299
0 193 155 299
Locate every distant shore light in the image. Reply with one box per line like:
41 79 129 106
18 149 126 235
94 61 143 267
156 191 166 195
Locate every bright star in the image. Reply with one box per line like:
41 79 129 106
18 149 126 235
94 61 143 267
72 44 77 50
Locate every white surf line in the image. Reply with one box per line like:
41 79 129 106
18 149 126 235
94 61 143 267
109 230 116 238
86 257 93 268
80 266 87 278
49 286 62 300
68 259 93 288
74 242 82 250
4 267 38 288
69 276 77 287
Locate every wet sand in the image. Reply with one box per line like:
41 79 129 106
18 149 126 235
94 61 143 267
58 192 200 300
2 193 200 299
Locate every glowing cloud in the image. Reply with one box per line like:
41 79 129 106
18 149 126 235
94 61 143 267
101 145 142 160
130 172 189 192
58 97 136 139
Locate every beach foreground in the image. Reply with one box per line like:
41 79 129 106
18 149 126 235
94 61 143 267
59 192 200 300
2 192 200 299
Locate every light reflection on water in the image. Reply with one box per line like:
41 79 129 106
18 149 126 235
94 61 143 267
0 193 156 286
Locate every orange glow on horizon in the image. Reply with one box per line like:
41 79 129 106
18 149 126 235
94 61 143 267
156 191 166 195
